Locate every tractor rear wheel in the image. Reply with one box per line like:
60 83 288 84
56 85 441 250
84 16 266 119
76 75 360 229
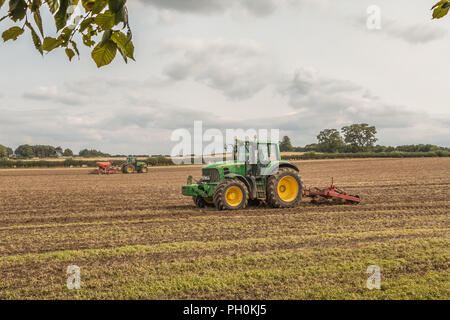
267 168 302 208
123 165 135 174
213 179 249 210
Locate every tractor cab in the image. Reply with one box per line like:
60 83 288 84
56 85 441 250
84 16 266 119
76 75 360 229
182 139 303 210
233 140 280 176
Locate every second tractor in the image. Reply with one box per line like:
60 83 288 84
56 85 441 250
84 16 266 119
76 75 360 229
122 156 149 174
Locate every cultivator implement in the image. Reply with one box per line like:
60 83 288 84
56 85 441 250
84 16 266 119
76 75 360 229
303 179 361 204
89 162 119 175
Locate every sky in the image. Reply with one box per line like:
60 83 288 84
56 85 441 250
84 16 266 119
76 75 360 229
1 0 450 155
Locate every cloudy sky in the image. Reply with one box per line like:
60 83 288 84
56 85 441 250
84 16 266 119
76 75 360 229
1 0 450 155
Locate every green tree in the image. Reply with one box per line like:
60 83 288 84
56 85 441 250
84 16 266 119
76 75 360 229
0 144 11 157
28 145 57 157
0 0 134 68
55 146 63 155
15 144 34 158
279 136 294 152
63 148 73 156
316 129 344 153
79 148 110 157
341 124 378 152
432 1 450 19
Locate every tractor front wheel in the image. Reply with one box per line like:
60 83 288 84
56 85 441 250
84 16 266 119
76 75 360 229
266 168 302 208
213 179 249 210
193 196 207 208
139 166 149 173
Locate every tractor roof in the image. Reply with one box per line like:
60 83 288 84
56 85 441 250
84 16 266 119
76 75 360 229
235 139 279 144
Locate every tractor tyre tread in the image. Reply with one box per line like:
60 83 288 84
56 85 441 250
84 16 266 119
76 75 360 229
213 179 249 211
193 196 207 208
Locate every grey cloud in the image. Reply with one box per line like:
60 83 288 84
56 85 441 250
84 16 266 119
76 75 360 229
163 38 275 100
139 0 279 16
23 86 85 106
357 16 448 44
383 20 448 44
275 68 450 146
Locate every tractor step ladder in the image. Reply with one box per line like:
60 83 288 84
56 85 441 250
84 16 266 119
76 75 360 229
256 179 266 198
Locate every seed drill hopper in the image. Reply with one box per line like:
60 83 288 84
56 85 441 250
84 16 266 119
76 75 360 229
90 161 119 175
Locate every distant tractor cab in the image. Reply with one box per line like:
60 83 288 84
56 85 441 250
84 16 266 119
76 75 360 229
122 156 148 174
182 139 303 210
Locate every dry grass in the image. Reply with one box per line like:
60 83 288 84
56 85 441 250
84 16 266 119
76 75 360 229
0 158 449 299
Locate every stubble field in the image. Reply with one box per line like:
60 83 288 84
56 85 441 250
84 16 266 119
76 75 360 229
0 158 449 299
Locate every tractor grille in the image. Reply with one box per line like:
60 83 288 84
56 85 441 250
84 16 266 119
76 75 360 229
202 168 220 183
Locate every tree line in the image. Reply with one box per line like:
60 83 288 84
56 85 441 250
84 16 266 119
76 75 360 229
2 123 449 159
279 123 450 153
0 144 122 159
0 144 75 158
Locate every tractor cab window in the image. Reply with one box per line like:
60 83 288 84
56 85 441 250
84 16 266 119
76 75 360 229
235 143 248 162
269 144 280 161
258 144 270 165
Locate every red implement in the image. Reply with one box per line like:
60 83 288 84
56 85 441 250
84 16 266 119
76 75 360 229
90 161 119 174
303 179 361 204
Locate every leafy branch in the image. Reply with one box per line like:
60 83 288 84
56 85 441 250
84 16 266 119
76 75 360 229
432 0 450 19
1 0 135 67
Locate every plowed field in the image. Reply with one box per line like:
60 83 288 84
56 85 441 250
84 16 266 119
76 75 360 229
0 158 449 299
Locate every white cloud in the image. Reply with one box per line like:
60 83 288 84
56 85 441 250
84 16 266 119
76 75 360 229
162 38 276 100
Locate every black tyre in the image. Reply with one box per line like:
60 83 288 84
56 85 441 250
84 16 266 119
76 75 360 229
266 168 302 208
193 196 207 208
139 166 149 173
123 164 135 174
213 179 249 210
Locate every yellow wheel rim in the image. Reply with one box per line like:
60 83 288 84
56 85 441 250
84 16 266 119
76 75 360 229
225 186 243 207
142 167 147 173
127 166 133 173
277 176 299 202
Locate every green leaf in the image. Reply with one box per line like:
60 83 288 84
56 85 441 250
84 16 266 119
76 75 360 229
31 0 41 11
92 0 108 14
70 40 80 56
91 40 117 68
94 11 116 30
43 37 61 51
47 0 60 14
65 48 75 61
33 9 44 37
117 46 128 63
111 31 134 60
81 0 95 11
82 33 95 47
26 22 43 55
99 29 112 47
79 17 94 33
0 0 5 10
1 26 24 42
432 1 450 19
9 0 27 22
55 0 77 31
108 0 126 13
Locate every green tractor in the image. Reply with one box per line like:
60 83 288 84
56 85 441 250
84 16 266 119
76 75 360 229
182 139 303 210
122 156 149 174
